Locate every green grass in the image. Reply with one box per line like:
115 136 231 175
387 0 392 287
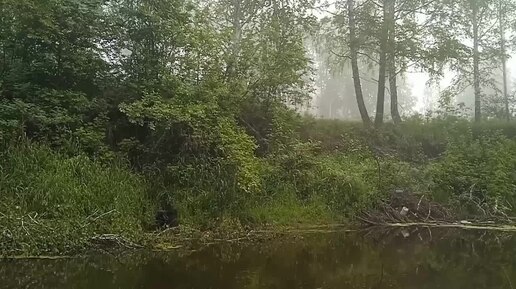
0 142 153 256
248 192 335 226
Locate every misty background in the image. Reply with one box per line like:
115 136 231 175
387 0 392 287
304 3 516 120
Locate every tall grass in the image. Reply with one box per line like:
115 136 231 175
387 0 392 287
0 142 152 255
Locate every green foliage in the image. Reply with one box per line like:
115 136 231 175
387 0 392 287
248 191 333 226
118 92 262 223
0 0 320 237
297 118 516 218
2 0 516 257
258 139 415 219
0 90 98 143
0 142 152 255
429 127 516 215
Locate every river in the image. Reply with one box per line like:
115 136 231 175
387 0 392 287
1 227 515 289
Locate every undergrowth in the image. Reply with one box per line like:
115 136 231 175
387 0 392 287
2 119 516 255
0 142 153 256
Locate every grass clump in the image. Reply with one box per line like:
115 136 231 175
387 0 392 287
0 142 152 256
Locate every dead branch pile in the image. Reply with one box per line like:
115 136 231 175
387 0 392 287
360 190 453 225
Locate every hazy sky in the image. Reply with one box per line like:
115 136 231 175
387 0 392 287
408 62 514 114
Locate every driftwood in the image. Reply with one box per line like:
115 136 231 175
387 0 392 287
0 255 73 260
382 222 516 232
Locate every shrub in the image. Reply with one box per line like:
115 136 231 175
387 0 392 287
119 93 263 226
259 141 409 219
429 127 516 215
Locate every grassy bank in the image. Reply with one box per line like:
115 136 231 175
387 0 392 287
1 119 516 256
300 118 516 216
0 142 153 256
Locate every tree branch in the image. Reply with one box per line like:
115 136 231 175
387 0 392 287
357 51 380 64
330 49 351 59
396 0 439 19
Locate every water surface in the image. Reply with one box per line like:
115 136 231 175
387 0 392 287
2 228 516 289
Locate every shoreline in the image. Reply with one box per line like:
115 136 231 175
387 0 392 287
4 221 516 260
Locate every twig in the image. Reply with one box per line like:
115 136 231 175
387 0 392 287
156 227 174 237
82 210 117 228
27 213 39 225
90 234 142 249
503 267 514 289
85 209 100 221
425 205 432 222
417 195 424 212
20 220 30 236
356 215 382 225
27 213 53 231
1 255 74 260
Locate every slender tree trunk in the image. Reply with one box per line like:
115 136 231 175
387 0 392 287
499 0 510 121
388 68 401 123
472 2 481 122
227 0 242 78
0 2 5 79
386 0 401 124
347 0 372 126
375 0 389 127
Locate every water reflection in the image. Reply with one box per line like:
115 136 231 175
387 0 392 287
1 228 516 289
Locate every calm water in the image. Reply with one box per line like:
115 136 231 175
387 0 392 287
2 228 516 289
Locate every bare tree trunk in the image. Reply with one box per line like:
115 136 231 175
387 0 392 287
386 0 401 124
348 0 372 126
499 0 510 121
375 0 388 127
472 2 481 122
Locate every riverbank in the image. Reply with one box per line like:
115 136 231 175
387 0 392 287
1 119 516 257
148 221 516 254
5 219 516 260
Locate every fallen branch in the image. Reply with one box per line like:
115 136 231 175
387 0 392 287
81 210 117 228
90 234 142 249
1 255 74 260
382 222 516 232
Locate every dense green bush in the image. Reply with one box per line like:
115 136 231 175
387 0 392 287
297 118 516 218
4 117 516 256
429 127 516 215
0 142 152 255
301 117 516 161
118 93 263 225
254 140 419 221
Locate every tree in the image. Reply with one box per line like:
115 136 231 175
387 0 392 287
374 0 388 127
498 0 515 121
348 0 372 125
439 0 499 122
0 0 108 144
472 0 482 122
316 0 445 125
386 0 401 124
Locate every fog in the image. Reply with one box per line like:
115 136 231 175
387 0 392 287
306 2 516 121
